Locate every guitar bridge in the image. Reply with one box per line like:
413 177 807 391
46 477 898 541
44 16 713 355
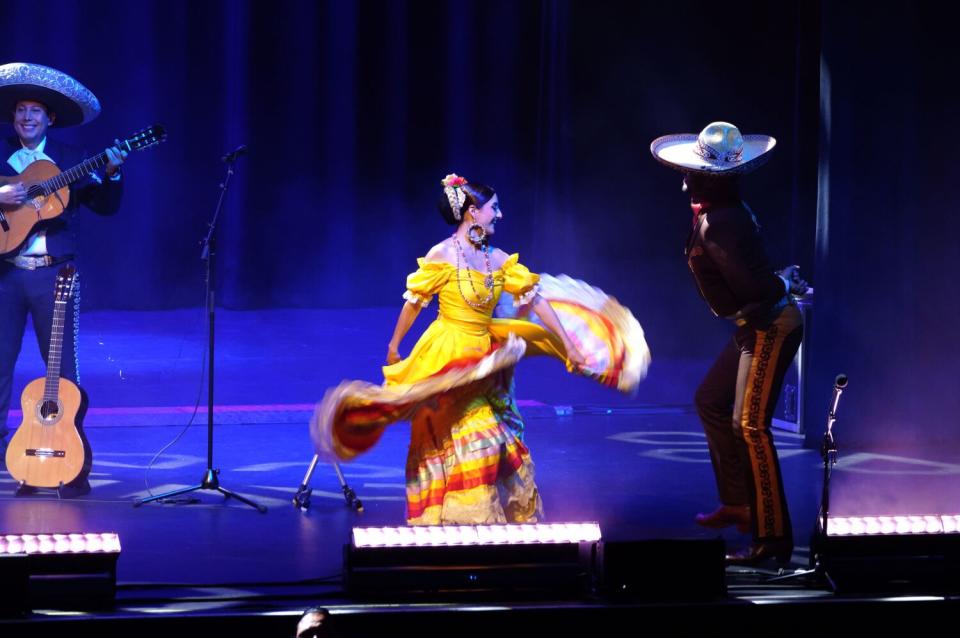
25 448 66 458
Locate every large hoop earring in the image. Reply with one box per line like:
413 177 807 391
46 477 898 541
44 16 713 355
467 223 487 247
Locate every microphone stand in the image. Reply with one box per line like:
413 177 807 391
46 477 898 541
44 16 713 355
135 151 266 512
767 374 846 586
817 375 846 540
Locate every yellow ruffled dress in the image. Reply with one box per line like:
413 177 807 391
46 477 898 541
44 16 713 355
384 254 553 524
310 254 650 526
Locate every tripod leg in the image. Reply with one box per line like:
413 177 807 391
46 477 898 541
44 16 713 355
291 455 364 512
292 454 321 510
332 461 363 512
134 483 204 507
217 485 268 513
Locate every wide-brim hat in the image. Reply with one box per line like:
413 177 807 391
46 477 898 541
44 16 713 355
0 62 101 127
650 121 775 176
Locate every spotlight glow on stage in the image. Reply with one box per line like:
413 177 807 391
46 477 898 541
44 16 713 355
826 515 960 536
0 533 121 555
351 523 601 548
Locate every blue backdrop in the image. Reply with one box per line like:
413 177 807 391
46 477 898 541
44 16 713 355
4 1 953 449
802 1 960 450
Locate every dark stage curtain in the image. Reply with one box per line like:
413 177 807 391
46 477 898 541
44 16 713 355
1 0 812 364
803 2 960 449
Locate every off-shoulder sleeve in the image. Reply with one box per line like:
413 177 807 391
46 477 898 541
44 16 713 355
402 258 452 308
500 253 541 306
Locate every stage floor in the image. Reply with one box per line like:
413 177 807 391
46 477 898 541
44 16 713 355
2 309 958 632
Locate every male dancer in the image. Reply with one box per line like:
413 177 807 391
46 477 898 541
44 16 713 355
651 122 808 564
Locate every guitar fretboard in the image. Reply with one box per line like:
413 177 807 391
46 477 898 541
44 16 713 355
33 152 112 198
43 297 69 403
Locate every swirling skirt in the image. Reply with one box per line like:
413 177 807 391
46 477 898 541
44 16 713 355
312 336 540 524
310 274 651 524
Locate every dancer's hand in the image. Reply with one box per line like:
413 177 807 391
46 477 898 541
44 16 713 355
386 344 401 365
566 344 588 373
778 265 809 296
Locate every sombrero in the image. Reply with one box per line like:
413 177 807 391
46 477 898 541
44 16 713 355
0 62 101 127
651 121 775 175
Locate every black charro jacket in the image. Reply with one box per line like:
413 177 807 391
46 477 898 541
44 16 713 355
686 200 786 324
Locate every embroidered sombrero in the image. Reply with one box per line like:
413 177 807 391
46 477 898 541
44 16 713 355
651 121 775 175
0 62 101 127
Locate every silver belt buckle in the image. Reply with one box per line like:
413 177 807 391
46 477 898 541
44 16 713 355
7 255 45 270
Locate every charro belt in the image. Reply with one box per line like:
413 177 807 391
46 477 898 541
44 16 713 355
4 254 73 270
731 294 792 327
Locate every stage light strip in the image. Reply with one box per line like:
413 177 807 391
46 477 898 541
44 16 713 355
826 515 960 536
0 532 121 555
352 523 602 548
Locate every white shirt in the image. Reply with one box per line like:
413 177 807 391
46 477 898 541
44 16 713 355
7 136 54 174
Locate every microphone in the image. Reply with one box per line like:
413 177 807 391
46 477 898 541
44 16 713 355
824 373 847 450
828 373 847 418
221 144 248 163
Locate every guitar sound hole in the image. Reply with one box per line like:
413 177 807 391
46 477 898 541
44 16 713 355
40 400 60 419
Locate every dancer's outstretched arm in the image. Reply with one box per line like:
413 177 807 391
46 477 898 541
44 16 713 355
387 302 421 364
531 295 586 370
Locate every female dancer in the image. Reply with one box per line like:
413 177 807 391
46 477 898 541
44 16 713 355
312 173 648 525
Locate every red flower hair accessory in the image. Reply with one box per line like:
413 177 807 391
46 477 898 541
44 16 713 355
442 173 469 220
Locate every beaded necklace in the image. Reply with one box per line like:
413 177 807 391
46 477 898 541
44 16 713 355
452 234 495 309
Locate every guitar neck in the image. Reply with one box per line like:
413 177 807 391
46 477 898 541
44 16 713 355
39 151 112 194
28 125 166 198
43 296 70 402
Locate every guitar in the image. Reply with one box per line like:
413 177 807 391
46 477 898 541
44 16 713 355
5 265 91 489
0 124 166 256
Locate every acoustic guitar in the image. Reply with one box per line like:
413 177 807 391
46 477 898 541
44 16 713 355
0 124 166 256
5 265 91 489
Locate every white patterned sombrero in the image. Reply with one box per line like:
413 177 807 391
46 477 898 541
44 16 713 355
0 62 101 127
651 121 775 175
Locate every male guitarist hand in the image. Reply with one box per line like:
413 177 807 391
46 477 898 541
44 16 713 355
104 138 128 177
0 182 27 206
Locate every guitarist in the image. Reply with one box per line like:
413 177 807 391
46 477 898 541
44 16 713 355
0 63 128 488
